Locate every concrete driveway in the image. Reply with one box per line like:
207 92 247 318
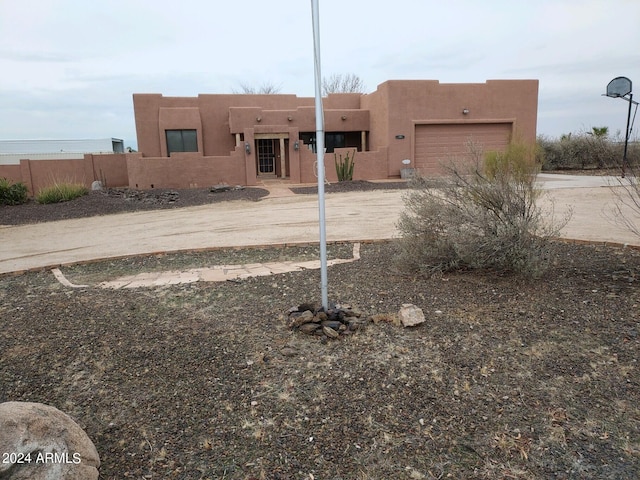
1 174 638 274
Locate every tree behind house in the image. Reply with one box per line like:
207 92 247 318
322 74 365 95
233 82 282 94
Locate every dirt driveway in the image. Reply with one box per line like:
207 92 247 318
0 175 638 274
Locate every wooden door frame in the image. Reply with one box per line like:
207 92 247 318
255 133 289 179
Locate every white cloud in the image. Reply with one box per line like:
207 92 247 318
0 0 638 148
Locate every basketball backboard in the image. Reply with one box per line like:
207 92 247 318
606 76 632 98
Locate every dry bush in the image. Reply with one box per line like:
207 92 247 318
397 141 569 278
538 130 639 171
608 166 640 237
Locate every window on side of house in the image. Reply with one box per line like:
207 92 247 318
300 132 348 153
166 129 198 155
325 133 345 153
300 132 317 152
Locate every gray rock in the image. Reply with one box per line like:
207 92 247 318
90 181 102 191
289 310 315 328
210 183 231 193
398 303 426 327
320 320 342 331
299 323 321 334
280 346 299 357
0 401 100 479
348 320 364 331
323 326 340 338
343 307 362 318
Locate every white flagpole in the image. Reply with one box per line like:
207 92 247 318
311 0 328 310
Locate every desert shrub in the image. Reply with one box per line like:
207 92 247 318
607 159 640 238
397 141 568 278
335 149 356 181
0 177 28 205
538 130 638 171
615 140 640 169
36 182 88 204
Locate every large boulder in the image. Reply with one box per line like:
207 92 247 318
0 402 100 480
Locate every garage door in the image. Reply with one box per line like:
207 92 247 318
414 123 512 175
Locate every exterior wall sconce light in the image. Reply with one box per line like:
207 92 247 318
341 115 347 120
288 115 293 121
294 140 300 151
245 142 251 154
256 116 262 122
462 108 470 115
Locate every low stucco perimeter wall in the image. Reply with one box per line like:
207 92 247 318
0 164 21 185
0 154 129 195
298 148 389 184
126 150 248 189
1 149 393 193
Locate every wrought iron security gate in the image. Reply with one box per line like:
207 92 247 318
257 139 276 175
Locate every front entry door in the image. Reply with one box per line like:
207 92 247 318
257 139 276 175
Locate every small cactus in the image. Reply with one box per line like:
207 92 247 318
335 149 356 181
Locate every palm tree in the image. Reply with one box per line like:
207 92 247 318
591 126 609 138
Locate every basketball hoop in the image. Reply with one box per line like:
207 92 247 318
604 76 637 177
606 76 632 98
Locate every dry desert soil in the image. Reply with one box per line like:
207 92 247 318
1 181 639 479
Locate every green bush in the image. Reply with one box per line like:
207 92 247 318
397 141 568 278
36 182 88 204
335 149 356 181
0 177 28 205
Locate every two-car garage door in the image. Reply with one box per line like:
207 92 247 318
414 123 512 175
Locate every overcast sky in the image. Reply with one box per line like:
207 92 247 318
1 0 639 149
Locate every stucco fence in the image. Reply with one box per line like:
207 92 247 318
0 148 392 195
0 154 130 196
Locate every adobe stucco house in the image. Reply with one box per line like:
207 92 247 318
130 79 538 188
0 79 538 193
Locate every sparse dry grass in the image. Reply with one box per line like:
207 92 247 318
3 174 638 478
1 241 640 478
35 181 88 204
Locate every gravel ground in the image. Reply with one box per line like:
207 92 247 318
0 186 269 226
1 180 639 479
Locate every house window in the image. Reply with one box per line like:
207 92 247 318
325 133 345 153
166 129 198 155
300 133 317 152
300 132 348 153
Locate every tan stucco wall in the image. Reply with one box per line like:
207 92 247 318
361 81 391 154
125 148 248 189
88 154 130 187
297 147 388 184
0 154 129 195
367 80 539 176
0 164 21 185
228 106 369 135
